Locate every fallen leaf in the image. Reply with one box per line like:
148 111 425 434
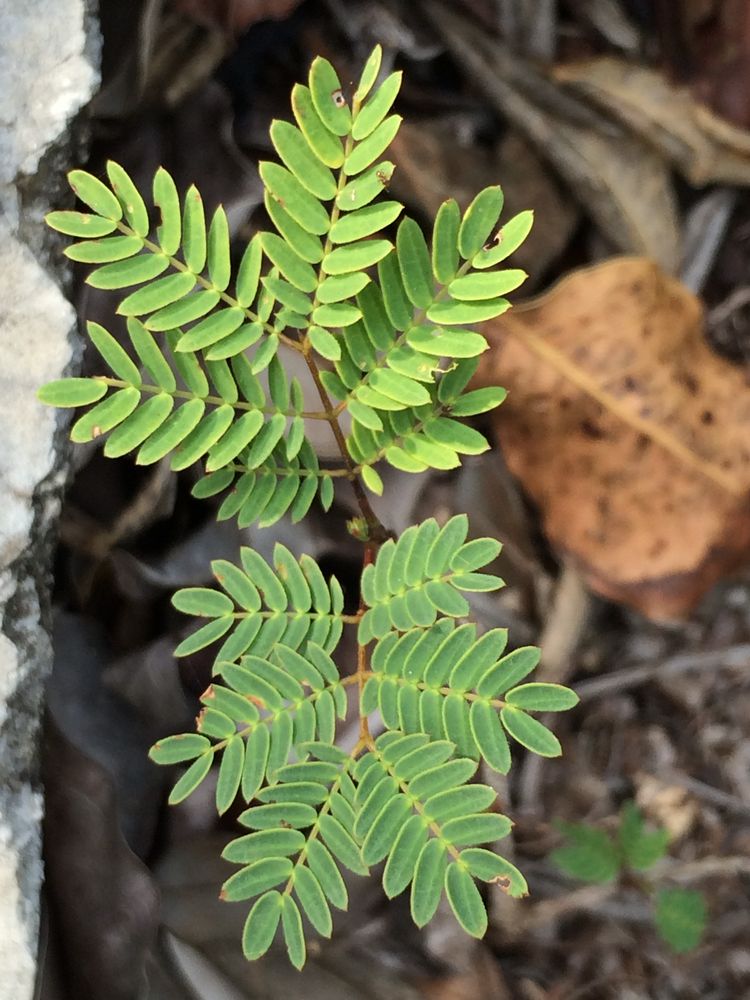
428 1 682 271
47 612 163 856
634 773 698 841
554 57 750 187
476 257 750 620
42 718 160 1000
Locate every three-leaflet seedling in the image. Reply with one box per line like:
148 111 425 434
41 46 578 968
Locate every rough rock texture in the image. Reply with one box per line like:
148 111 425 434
0 3 99 996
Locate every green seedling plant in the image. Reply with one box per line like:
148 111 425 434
41 46 579 968
552 801 707 953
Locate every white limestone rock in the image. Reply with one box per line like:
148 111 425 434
0 2 99 996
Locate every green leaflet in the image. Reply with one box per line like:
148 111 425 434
654 889 707 953
445 863 487 937
469 700 511 774
500 707 562 757
312 303 361 328
242 893 282 961
207 206 231 290
103 392 174 457
352 71 402 140
46 211 118 238
265 197 323 270
260 162 329 236
426 297 511 325
382 815 428 898
309 56 351 136
308 325 341 360
107 160 149 236
505 683 580 712
117 272 196 316
337 162 395 212
473 209 534 269
281 896 306 969
152 166 181 255
328 201 403 244
448 269 527 300
411 838 446 927
396 217 433 308
145 289 220 331
65 235 143 263
291 84 344 168
432 199 460 284
236 234 263 306
318 271 370 303
551 824 620 884
70 387 141 443
168 753 212 804
127 317 175 389
406 326 487 358
322 239 393 275
86 253 169 290
172 587 234 616
176 307 245 352
618 801 669 872
461 849 527 897
216 737 245 814
242 891 282 960
182 185 206 272
355 45 382 102
344 115 402 176
261 231 318 292
291 864 332 937
38 378 107 408
149 734 210 764
458 186 504 259
270 119 337 201
68 169 122 220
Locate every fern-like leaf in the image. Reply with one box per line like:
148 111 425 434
42 42 578 970
354 731 526 935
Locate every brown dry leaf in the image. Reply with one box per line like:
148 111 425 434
475 257 750 620
554 57 750 187
427 1 682 271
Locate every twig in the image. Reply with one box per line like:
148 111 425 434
659 770 750 819
573 643 750 701
525 854 750 931
536 565 591 683
680 189 737 294
708 284 750 327
666 855 750 883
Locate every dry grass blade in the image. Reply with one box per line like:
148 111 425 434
554 57 750 188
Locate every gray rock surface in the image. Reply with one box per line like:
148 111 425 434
0 2 99 995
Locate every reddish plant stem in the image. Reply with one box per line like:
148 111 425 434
357 542 378 743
